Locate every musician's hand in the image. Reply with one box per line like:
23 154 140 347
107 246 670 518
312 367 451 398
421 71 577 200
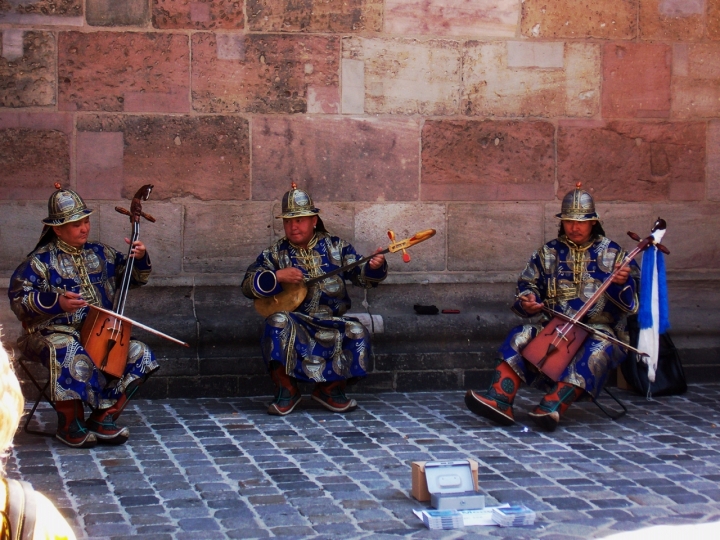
368 249 386 270
276 267 305 284
611 264 631 285
520 293 544 315
59 291 87 313
125 238 146 259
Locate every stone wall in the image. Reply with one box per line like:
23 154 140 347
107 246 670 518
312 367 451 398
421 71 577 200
1 1 719 397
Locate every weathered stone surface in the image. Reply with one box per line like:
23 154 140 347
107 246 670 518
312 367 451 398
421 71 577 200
0 201 59 273
86 0 148 26
76 132 124 200
421 120 555 201
672 44 720 118
0 30 55 107
192 33 339 114
58 32 190 113
710 0 720 40
603 43 671 118
354 204 446 272
448 203 545 272
709 121 720 201
252 116 420 202
248 0 381 32
0 0 82 16
385 0 518 37
96 202 183 277
0 128 69 199
649 203 720 270
557 120 706 202
77 115 250 201
183 202 274 273
271 202 354 245
463 42 601 117
341 58 364 114
640 0 705 41
153 0 244 30
521 0 637 39
343 37 461 115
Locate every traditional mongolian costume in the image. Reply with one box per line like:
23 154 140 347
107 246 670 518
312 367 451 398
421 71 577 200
466 185 639 431
8 186 158 447
242 185 387 415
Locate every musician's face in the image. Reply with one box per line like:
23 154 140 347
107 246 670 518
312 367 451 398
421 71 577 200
54 217 91 248
563 219 595 245
283 215 318 248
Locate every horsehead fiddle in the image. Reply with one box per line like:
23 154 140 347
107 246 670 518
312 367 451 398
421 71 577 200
520 218 670 382
80 185 189 378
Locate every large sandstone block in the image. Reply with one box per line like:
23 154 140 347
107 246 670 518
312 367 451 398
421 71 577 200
0 0 83 24
463 41 601 117
76 132 124 200
421 120 555 201
153 0 244 29
96 202 183 277
0 30 55 107
58 32 190 113
521 0 637 39
448 203 545 272
252 116 420 202
192 33 339 114
343 37 461 115
557 120 706 202
639 0 705 41
602 43 671 118
0 201 61 273
354 203 446 272
649 203 720 270
0 128 69 199
248 0 381 32
183 202 275 273
709 121 720 201
86 0 149 26
385 0 518 37
672 44 720 118
711 1 720 40
77 115 250 201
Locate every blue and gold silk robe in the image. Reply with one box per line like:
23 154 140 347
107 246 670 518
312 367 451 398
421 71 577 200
242 231 388 383
499 234 639 398
8 238 158 408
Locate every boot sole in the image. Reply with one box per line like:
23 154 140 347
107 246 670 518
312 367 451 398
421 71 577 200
55 432 97 449
311 395 357 413
528 411 560 432
464 391 515 426
267 396 302 416
88 426 130 445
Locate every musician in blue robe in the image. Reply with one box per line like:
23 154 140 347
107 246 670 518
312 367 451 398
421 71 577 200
242 184 387 416
8 186 159 448
466 184 639 431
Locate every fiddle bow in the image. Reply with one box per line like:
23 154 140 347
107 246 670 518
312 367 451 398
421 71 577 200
254 229 436 318
520 218 670 381
80 185 189 377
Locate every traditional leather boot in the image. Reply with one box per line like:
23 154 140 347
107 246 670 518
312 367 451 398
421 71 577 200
312 380 357 413
55 400 97 448
528 382 585 432
268 362 302 416
86 407 130 445
465 361 521 426
107 367 159 422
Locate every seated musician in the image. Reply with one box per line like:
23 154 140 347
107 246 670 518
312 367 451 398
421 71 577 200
8 185 159 448
242 184 387 415
466 184 639 431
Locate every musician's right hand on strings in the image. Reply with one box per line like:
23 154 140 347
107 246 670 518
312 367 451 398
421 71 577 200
276 267 305 284
59 291 87 313
520 293 544 315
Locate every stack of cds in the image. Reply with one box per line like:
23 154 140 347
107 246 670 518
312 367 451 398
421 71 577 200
420 509 464 530
491 505 536 527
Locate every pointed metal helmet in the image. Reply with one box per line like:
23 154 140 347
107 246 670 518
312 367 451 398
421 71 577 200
42 183 93 226
276 182 320 219
556 182 600 221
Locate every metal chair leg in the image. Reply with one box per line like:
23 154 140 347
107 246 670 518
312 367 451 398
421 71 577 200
16 357 56 437
590 387 628 421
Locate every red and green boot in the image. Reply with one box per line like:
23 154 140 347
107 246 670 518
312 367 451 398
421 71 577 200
312 380 357 413
268 363 302 416
528 382 585 432
465 361 521 426
55 400 97 448
87 408 130 445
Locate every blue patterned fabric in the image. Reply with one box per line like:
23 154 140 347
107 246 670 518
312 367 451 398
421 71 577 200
242 232 387 383
8 239 158 408
499 235 639 398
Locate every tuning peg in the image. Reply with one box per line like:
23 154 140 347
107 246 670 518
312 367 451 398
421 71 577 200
115 206 156 223
627 231 641 241
656 243 670 255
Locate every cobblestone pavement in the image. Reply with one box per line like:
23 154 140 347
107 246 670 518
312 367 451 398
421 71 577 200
7 385 720 539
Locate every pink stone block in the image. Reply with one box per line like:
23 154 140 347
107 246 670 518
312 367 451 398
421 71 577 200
602 43 671 119
708 121 720 201
421 120 555 201
0 30 55 108
192 33 340 114
0 112 73 134
640 0 705 41
76 132 124 200
521 0 637 39
248 0 382 32
672 43 720 118
252 116 420 202
558 121 706 202
650 203 720 270
153 0 244 29
385 0 519 37
58 32 190 113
